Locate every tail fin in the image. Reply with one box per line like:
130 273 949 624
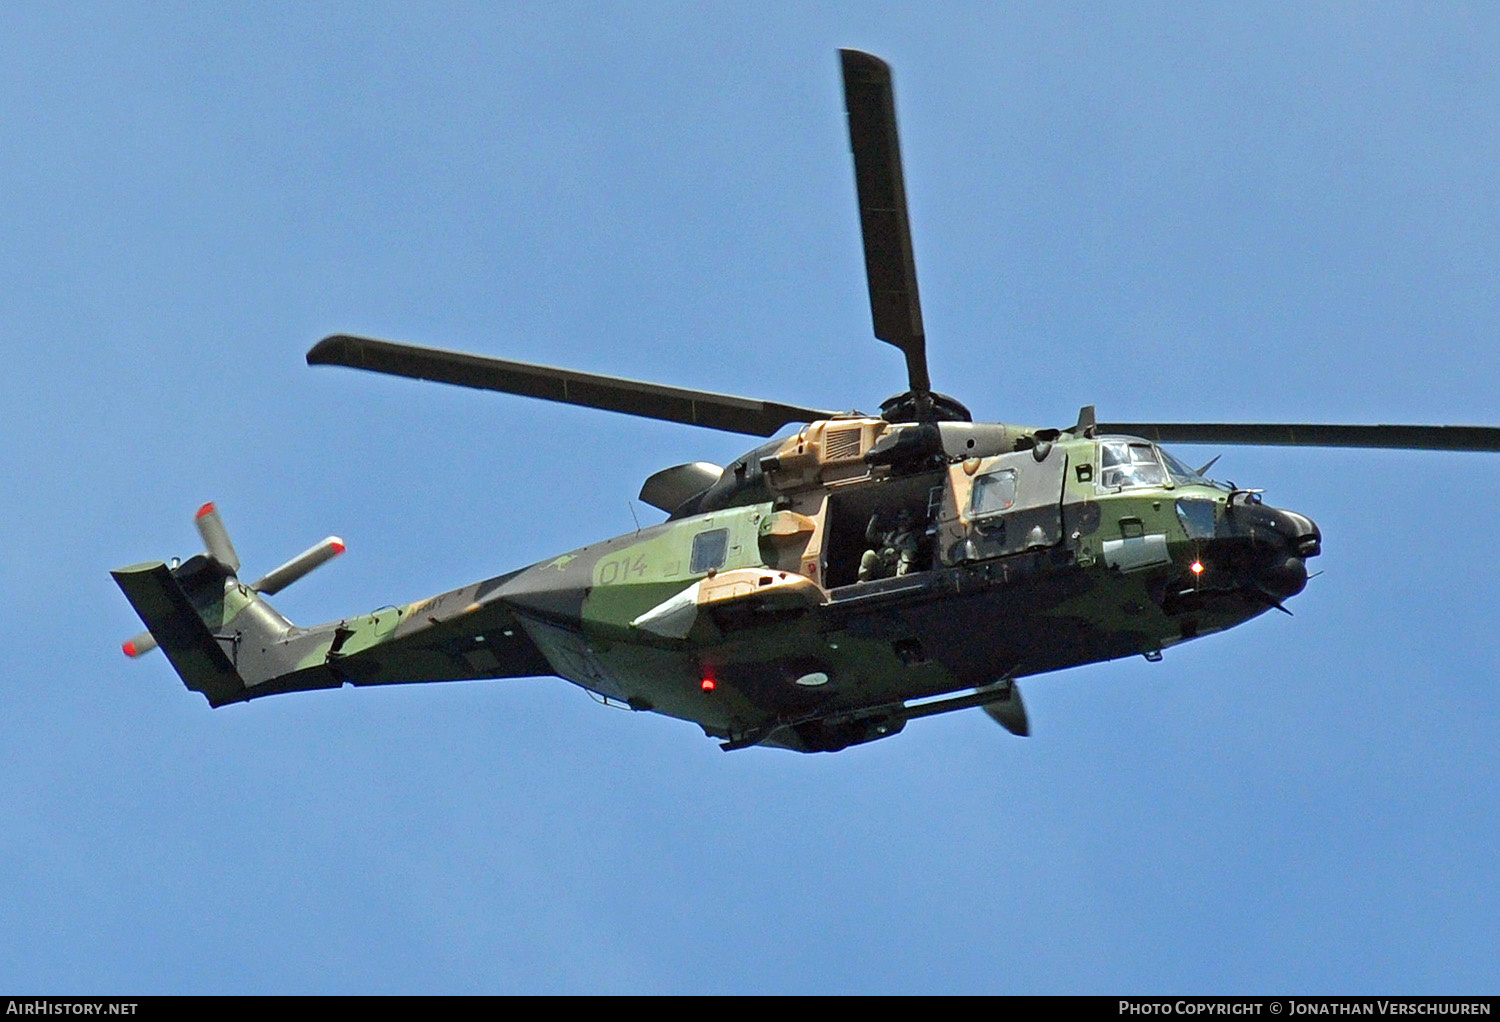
113 559 252 705
113 502 344 706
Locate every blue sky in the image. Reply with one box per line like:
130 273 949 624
3 3 1498 993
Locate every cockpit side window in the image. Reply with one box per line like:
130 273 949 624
1099 441 1169 490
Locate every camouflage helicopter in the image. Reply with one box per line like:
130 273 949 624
114 50 1500 753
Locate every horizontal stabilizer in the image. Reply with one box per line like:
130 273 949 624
111 562 244 706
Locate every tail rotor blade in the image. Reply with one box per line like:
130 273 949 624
194 502 241 572
250 537 346 595
122 630 158 658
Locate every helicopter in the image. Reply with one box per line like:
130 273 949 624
113 50 1500 753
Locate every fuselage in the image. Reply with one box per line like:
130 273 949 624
114 416 1320 752
474 418 1321 751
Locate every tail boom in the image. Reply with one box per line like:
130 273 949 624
114 557 556 707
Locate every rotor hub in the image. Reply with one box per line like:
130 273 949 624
879 390 972 425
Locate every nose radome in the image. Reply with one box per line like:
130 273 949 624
1276 509 1321 558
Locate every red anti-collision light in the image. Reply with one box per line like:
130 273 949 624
1190 561 1204 575
700 678 716 692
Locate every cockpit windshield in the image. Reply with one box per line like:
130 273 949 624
1097 441 1224 490
1158 447 1217 486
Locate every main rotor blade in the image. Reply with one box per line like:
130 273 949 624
307 335 836 437
1097 422 1500 452
841 48 930 393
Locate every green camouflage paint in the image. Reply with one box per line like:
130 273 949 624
115 424 1316 750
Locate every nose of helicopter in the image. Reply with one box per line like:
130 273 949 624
1248 505 1321 600
1274 508 1322 559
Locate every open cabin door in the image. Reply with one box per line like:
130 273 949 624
937 446 1068 566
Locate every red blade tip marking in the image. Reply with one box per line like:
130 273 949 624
122 640 138 657
196 502 216 519
330 539 346 555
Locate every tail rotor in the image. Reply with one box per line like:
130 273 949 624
194 502 241 573
121 502 344 657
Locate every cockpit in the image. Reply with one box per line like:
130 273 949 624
1098 439 1222 490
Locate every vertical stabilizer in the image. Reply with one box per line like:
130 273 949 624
112 561 246 706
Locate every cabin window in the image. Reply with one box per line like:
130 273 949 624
690 528 729 573
1099 441 1168 490
969 468 1017 519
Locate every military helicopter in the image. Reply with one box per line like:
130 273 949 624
113 50 1500 753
